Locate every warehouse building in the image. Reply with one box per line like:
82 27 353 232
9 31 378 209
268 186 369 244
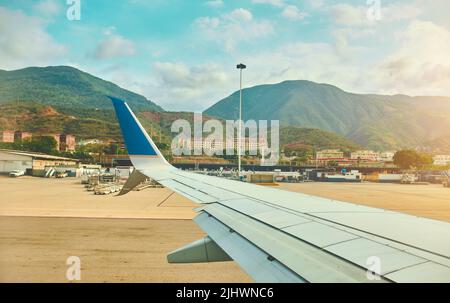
0 149 79 176
0 130 15 143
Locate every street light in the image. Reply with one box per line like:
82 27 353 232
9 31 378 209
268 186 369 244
236 63 246 177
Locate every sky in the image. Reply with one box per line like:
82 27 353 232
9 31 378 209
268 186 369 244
0 0 449 111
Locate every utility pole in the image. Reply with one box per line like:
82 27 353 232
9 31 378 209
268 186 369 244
315 145 318 170
236 63 246 177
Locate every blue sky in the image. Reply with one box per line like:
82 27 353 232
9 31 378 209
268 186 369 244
0 0 449 111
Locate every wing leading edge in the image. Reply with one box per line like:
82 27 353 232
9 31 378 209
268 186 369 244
110 97 450 283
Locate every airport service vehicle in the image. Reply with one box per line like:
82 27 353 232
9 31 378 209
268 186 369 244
401 173 418 184
378 173 403 183
110 97 450 283
316 170 362 182
444 170 450 188
9 170 25 177
94 184 112 195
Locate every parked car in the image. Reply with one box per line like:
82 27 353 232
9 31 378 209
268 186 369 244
9 170 25 177
55 172 68 178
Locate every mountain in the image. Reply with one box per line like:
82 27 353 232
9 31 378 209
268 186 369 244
280 126 360 153
426 134 450 153
0 101 220 143
204 80 450 151
0 66 163 112
0 101 123 140
0 101 362 158
2 66 449 153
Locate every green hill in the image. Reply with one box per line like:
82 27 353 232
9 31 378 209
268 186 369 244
426 134 450 153
0 101 362 156
0 66 163 112
0 101 122 140
3 66 449 153
205 80 450 151
280 126 360 153
0 101 220 144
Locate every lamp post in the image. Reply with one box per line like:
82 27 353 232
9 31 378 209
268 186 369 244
236 63 246 177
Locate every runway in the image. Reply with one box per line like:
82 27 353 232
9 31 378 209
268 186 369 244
0 176 448 282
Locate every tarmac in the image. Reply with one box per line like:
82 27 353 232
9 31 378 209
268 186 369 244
0 176 449 282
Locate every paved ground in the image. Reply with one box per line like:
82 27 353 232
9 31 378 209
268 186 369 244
0 176 449 282
0 176 251 282
0 176 197 219
278 182 450 222
0 216 251 282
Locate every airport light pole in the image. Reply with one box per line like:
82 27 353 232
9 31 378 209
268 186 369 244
236 63 246 177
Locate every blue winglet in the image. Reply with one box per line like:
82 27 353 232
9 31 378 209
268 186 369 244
110 97 158 156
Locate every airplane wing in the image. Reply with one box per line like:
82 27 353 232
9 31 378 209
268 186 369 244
110 97 450 283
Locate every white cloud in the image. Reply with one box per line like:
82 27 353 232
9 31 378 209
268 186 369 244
327 2 423 60
251 0 284 7
223 18 450 101
330 4 367 26
281 5 307 21
239 41 354 88
94 18 450 112
253 0 307 22
34 0 62 17
151 61 229 110
330 2 423 27
226 8 253 22
103 26 117 36
0 7 66 70
382 2 422 22
93 35 136 60
305 0 324 9
373 20 450 96
205 0 224 8
195 16 220 28
194 8 273 52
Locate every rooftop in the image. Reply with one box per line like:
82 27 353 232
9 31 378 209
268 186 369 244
0 149 79 162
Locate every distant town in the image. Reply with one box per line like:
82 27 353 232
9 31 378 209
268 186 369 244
1 129 450 172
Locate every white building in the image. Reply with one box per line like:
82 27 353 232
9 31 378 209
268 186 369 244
351 150 381 161
350 150 395 162
317 149 344 160
379 151 395 162
0 149 79 176
433 155 450 166
77 139 104 146
177 137 268 155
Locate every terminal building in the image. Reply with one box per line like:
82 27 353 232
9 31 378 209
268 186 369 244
0 149 79 176
316 149 344 161
53 134 76 152
433 155 450 166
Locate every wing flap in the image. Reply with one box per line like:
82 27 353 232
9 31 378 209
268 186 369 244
158 179 217 203
194 212 306 283
201 203 376 282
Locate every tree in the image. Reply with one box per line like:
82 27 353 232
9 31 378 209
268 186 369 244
328 160 339 167
294 156 309 165
393 150 421 169
21 136 58 154
418 153 433 168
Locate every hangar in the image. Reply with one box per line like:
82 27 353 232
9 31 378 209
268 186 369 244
0 149 79 176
